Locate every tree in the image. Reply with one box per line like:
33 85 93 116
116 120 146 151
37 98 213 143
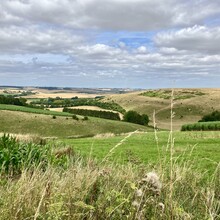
124 111 149 125
199 111 220 122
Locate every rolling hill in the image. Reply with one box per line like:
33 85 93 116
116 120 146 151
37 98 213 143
103 88 220 130
0 110 151 138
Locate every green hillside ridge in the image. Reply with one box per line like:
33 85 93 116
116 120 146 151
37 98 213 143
0 104 72 117
0 110 151 138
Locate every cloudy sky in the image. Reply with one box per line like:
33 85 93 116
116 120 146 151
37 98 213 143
0 0 220 88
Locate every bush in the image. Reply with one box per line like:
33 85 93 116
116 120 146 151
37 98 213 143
124 111 149 125
83 116 89 121
72 114 79 120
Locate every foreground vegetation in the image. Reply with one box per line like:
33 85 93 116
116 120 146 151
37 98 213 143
0 133 219 219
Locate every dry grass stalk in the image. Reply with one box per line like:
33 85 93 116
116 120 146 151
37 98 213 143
101 130 139 164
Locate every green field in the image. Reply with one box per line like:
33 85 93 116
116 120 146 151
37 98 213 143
61 131 220 173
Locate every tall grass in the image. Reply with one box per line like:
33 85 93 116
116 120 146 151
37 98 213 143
0 152 219 219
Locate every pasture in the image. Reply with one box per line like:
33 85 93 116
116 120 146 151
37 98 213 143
61 131 220 174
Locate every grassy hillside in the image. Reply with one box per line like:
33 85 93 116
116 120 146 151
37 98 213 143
0 104 72 117
104 88 220 130
0 110 151 138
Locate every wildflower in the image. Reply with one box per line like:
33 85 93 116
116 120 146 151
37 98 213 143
135 189 143 197
158 202 165 212
132 200 139 208
141 172 162 194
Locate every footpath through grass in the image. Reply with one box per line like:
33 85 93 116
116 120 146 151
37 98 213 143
61 131 220 174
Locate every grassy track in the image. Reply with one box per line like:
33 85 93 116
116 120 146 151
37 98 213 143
61 131 220 173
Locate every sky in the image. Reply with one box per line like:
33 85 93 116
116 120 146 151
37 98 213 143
0 0 220 88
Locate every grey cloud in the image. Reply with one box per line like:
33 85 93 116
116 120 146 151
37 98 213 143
0 26 84 54
1 0 219 31
155 26 220 54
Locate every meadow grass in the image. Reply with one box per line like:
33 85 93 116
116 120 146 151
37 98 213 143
60 131 220 174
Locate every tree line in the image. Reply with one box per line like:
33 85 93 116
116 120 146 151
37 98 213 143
0 95 27 106
63 107 121 120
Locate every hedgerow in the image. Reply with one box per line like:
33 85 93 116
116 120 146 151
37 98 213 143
63 107 121 120
181 121 220 131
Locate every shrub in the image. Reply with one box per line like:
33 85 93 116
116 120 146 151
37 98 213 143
72 114 79 120
83 116 89 121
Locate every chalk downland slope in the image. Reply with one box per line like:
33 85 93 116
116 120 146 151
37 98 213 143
103 88 220 130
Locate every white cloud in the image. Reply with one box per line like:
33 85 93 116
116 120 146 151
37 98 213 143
155 25 220 54
136 46 147 54
77 44 123 57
